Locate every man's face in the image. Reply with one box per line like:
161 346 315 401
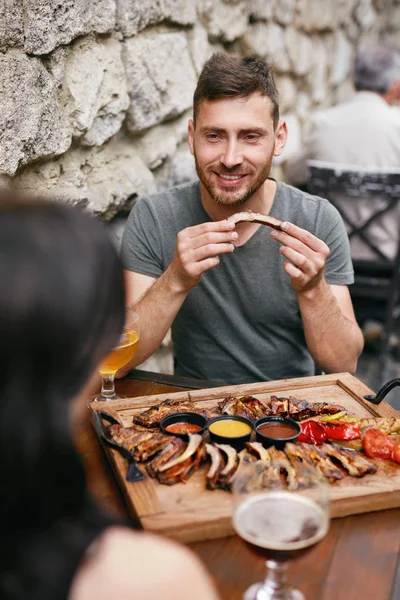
188 93 287 207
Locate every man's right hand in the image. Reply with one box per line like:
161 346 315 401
167 220 238 292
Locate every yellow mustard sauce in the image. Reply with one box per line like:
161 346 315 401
209 419 252 437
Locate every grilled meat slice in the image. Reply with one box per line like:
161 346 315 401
106 424 152 448
268 447 299 490
268 397 346 421
246 442 271 463
132 398 209 427
296 443 344 482
214 444 239 489
269 396 290 417
158 434 203 472
284 443 326 485
205 444 225 490
132 434 172 462
227 210 283 230
157 442 205 486
225 449 257 489
218 395 270 421
146 437 186 478
321 443 377 477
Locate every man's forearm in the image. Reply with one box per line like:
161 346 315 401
298 281 364 374
122 267 188 372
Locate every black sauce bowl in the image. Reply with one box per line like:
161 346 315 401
254 416 301 450
207 415 254 450
160 412 208 441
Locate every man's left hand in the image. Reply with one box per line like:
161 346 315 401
270 221 330 293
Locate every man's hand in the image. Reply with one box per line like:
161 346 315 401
167 220 238 292
270 221 330 294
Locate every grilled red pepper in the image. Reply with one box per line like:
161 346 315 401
297 420 327 445
319 421 360 441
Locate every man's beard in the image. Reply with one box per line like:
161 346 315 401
194 153 273 207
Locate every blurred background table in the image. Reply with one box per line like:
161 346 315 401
77 370 400 600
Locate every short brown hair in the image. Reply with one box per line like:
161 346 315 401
193 52 280 128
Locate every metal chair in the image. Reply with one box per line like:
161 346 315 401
307 160 400 384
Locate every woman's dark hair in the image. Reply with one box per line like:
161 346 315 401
193 52 280 128
0 190 125 598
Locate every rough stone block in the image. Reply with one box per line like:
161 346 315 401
280 114 301 162
56 35 129 146
116 0 195 37
274 0 296 25
24 0 116 55
242 22 290 72
330 30 353 86
249 0 274 21
13 139 156 218
308 37 330 104
296 0 339 32
0 51 71 176
123 31 197 134
154 142 196 191
198 0 248 43
275 76 297 113
354 0 376 30
0 0 23 50
285 27 314 76
188 23 210 75
135 111 189 170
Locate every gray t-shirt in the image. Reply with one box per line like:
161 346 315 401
121 180 354 384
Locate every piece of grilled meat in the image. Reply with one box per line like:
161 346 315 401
270 396 346 421
106 424 172 462
218 395 346 422
295 443 344 483
218 395 271 421
147 434 205 486
321 443 377 477
132 398 209 427
227 211 283 230
146 437 186 478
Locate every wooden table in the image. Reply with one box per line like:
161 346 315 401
77 370 400 600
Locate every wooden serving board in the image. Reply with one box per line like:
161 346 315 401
89 373 400 543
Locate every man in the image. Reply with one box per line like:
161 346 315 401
287 44 400 262
120 52 363 384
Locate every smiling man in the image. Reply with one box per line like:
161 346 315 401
120 52 364 384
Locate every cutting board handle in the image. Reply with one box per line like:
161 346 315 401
364 378 400 405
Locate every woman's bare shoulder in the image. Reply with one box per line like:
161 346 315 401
69 526 219 600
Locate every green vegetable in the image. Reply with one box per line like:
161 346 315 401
320 411 348 422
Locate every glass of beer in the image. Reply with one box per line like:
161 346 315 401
232 461 330 600
94 309 140 401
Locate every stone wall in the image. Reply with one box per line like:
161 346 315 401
1 0 399 219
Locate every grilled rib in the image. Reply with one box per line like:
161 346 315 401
246 442 271 463
205 444 225 490
132 398 209 427
296 443 344 482
227 210 283 230
214 444 239 489
158 434 203 472
268 447 299 490
218 395 270 421
321 443 377 477
157 443 205 486
146 437 186 478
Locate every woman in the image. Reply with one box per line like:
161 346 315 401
0 191 219 600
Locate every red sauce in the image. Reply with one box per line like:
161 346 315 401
257 422 298 439
165 422 202 434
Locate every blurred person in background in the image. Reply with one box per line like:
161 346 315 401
120 52 363 384
287 44 400 263
0 191 218 600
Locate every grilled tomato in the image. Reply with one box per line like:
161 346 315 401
363 428 395 460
